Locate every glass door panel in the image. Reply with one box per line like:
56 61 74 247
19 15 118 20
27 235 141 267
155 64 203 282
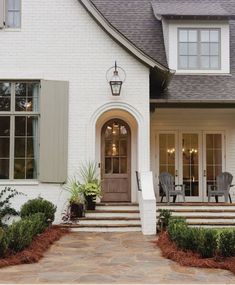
159 134 176 176
181 133 199 198
158 133 177 200
204 133 223 198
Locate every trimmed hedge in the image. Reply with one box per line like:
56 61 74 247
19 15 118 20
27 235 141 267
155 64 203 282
167 217 235 258
219 230 235 257
20 197 56 224
0 228 7 257
7 213 47 253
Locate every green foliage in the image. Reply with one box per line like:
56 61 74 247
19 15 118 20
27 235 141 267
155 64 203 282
80 182 101 198
157 209 172 231
29 213 48 237
7 219 34 252
7 213 47 253
78 162 101 198
0 228 8 257
20 197 56 224
197 229 218 258
64 176 84 204
79 161 99 184
219 230 235 257
0 187 23 227
167 218 218 258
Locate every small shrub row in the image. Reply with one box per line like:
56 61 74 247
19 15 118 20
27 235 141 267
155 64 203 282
0 197 57 257
7 213 47 253
21 197 57 224
167 217 235 258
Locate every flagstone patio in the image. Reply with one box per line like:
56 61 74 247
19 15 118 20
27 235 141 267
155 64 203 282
0 232 235 284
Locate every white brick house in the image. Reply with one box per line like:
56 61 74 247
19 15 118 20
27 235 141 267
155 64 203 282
1 0 235 235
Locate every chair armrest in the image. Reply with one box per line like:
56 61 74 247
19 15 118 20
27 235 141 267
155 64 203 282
230 184 235 188
208 185 217 191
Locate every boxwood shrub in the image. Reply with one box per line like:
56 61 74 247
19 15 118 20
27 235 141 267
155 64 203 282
7 212 47 253
7 219 34 252
167 218 218 258
20 197 56 224
0 227 8 257
219 230 235 257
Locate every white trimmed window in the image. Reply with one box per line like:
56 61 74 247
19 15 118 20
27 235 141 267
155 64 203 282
0 0 21 29
178 28 221 70
0 82 39 180
6 0 21 28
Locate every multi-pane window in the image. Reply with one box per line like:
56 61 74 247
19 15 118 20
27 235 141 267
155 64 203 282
0 82 39 180
5 0 21 28
178 29 220 70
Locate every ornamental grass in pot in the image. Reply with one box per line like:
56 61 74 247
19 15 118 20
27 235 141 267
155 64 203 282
64 177 85 219
78 162 101 211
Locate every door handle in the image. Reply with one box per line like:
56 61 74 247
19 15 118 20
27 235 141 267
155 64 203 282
204 170 207 177
175 170 178 177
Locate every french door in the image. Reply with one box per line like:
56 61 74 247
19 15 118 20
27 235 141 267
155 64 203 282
156 131 225 202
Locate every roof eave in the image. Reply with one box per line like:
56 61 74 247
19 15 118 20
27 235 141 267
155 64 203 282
78 0 174 76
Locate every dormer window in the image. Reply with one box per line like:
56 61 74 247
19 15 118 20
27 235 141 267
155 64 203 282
0 0 21 29
178 28 220 70
6 0 21 28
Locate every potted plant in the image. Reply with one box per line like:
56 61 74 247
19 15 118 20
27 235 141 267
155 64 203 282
64 177 85 219
78 162 101 210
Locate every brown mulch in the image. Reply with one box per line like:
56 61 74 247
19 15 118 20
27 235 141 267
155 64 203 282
155 231 235 274
0 226 69 269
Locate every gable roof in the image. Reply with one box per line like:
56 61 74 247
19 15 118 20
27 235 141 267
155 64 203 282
85 0 168 68
80 0 235 102
152 1 234 20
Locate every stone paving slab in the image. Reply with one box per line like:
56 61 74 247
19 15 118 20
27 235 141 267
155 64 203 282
0 232 235 284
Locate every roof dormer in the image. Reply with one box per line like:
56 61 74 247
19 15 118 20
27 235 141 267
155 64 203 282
152 1 234 74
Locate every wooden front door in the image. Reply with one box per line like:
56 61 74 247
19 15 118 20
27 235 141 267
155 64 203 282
101 119 131 202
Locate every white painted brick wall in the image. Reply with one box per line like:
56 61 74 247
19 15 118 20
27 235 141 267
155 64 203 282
0 0 150 223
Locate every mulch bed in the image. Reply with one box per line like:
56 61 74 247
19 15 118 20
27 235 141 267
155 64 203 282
155 231 235 274
0 226 69 269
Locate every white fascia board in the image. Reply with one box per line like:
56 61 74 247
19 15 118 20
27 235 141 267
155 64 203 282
79 0 174 74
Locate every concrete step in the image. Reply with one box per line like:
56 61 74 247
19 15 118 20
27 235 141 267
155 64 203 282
71 226 142 232
96 205 139 211
85 212 140 218
78 219 141 226
61 203 141 232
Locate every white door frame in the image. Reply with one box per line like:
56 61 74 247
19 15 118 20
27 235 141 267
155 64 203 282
155 130 226 202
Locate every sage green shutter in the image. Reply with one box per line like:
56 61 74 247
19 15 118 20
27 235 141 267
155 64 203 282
39 80 69 183
0 0 4 29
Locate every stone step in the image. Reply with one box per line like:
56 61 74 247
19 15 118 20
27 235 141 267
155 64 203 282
77 219 141 226
157 208 235 213
95 205 139 211
85 212 140 218
157 213 235 218
87 209 139 213
98 203 138 206
71 227 142 232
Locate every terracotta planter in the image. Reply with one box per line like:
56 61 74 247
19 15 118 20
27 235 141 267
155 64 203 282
70 203 84 219
85 195 96 210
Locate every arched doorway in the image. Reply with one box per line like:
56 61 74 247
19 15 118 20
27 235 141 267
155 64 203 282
101 119 131 202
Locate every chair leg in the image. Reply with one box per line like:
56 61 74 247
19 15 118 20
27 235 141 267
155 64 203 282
225 194 229 203
173 196 177 203
160 195 164 203
229 194 232 204
215 195 218 203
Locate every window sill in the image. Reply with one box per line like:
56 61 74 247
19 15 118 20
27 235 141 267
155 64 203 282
1 28 21 32
0 180 39 186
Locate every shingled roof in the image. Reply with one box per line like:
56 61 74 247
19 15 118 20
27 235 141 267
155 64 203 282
87 0 235 102
152 1 234 20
